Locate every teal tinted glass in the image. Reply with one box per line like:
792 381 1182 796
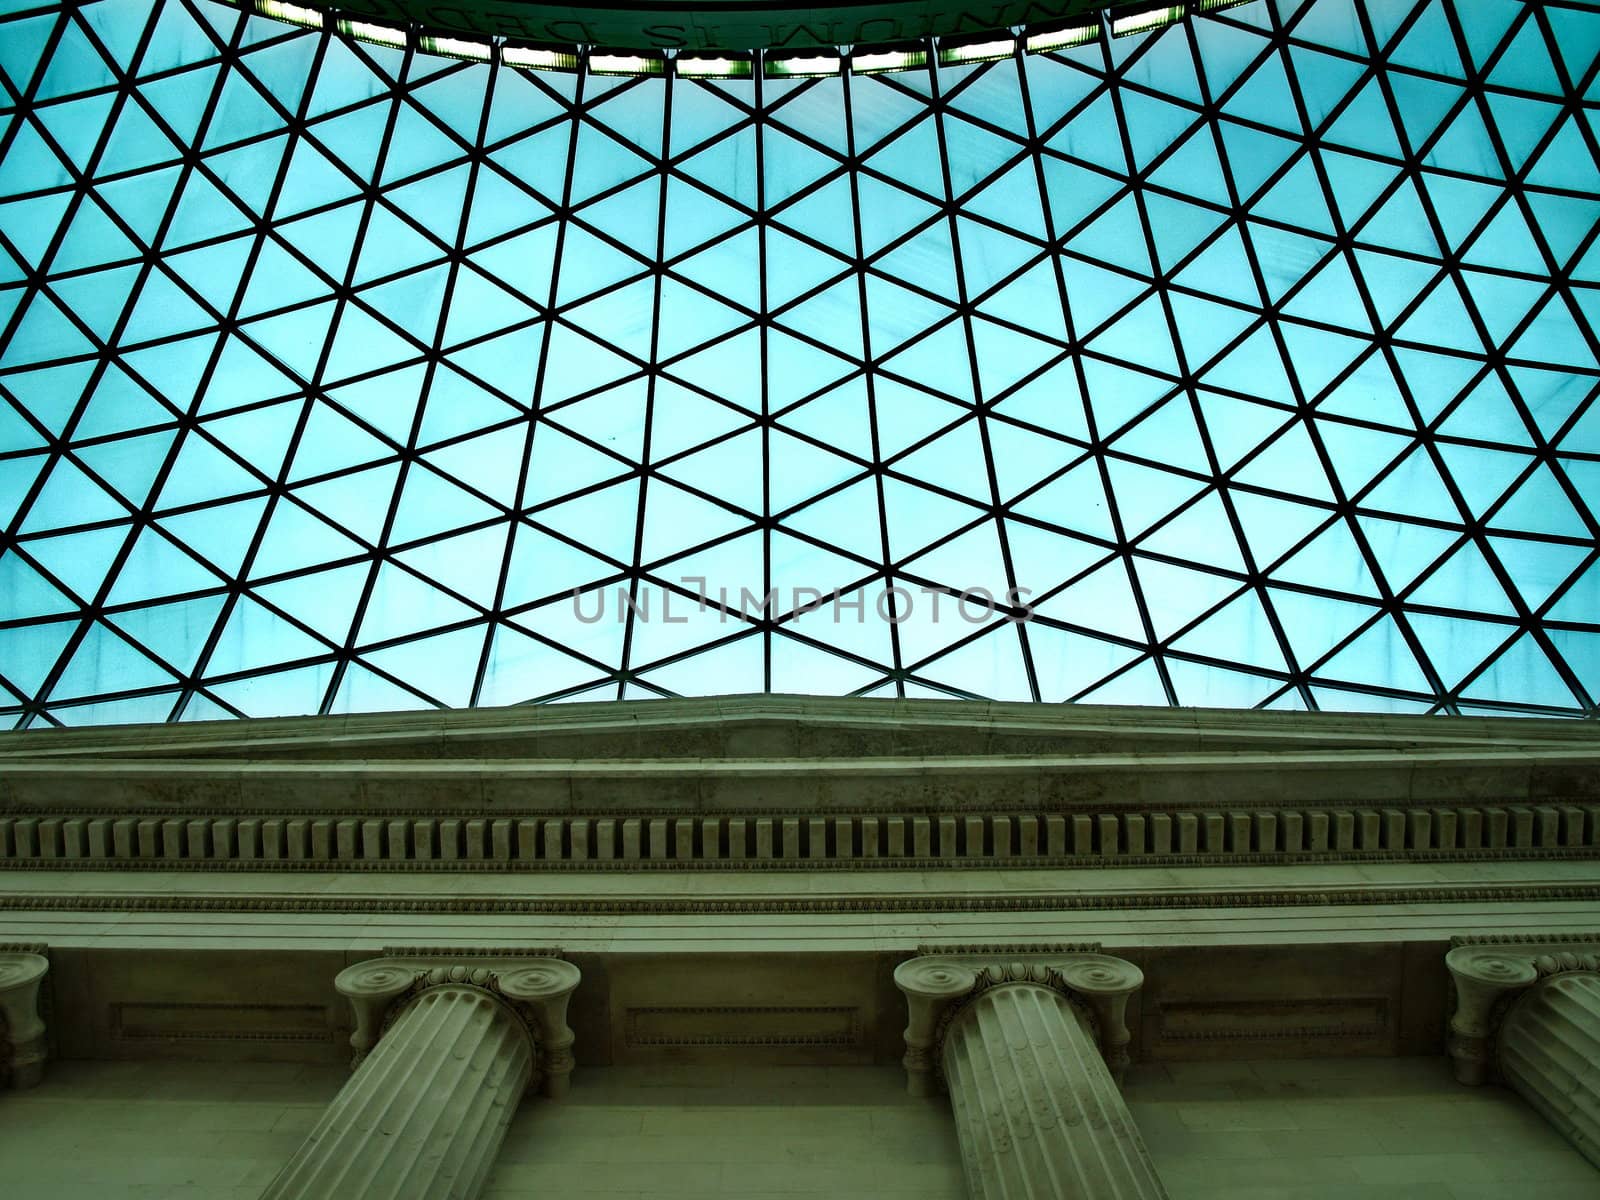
1 0 1597 725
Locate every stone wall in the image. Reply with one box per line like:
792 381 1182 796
484 1064 967 1199
1 1059 1595 1199
0 1060 343 1198
1124 1056 1600 1200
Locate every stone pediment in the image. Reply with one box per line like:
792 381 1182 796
2 694 1596 764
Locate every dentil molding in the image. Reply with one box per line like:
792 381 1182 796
2 880 1597 917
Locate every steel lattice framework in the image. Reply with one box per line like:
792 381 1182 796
0 0 1597 726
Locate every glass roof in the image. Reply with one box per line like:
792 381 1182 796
0 0 1597 726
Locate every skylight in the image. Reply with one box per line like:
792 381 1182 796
0 0 1596 725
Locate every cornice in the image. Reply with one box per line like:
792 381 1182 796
3 750 1592 788
8 749 1600 775
6 706 1593 879
1 880 1595 916
2 695 1592 762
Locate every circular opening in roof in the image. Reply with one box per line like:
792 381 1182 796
255 0 1207 54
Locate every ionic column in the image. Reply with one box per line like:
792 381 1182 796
262 956 580 1200
896 950 1168 1200
1448 940 1600 1172
0 948 49 1089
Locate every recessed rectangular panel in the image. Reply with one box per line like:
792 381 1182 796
1155 997 1390 1052
111 1002 332 1044
626 1005 861 1048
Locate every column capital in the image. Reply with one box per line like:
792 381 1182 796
894 943 1144 1095
0 944 50 1089
1445 933 1600 1085
336 951 581 1098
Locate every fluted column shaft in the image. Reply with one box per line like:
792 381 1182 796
1497 972 1600 1170
261 985 532 1200
942 983 1168 1200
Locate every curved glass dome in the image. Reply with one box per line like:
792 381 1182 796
0 0 1597 726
